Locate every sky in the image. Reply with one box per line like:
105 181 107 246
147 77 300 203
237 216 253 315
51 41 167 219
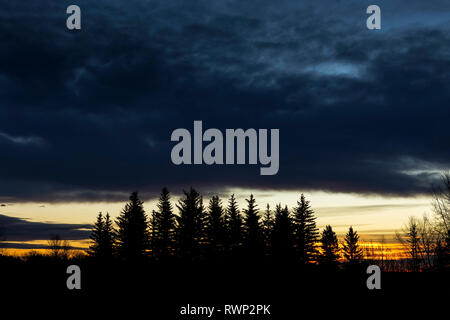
1 0 450 251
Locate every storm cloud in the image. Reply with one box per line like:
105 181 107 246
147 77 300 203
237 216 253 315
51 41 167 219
0 214 91 242
1 0 450 201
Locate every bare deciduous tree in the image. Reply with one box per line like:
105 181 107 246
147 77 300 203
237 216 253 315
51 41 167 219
431 172 450 268
47 234 72 259
432 172 450 233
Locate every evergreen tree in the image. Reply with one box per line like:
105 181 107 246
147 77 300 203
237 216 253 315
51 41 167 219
242 194 263 257
396 217 423 271
102 213 115 259
262 204 274 254
293 194 319 264
205 195 226 256
151 187 176 258
342 226 363 263
406 218 421 271
319 225 340 265
176 187 206 260
225 194 242 252
271 205 294 261
115 192 150 261
89 212 115 259
150 211 158 256
89 212 104 257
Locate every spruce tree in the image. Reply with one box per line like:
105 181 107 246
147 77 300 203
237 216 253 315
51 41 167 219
115 192 150 261
272 205 294 261
342 226 363 263
406 218 421 271
319 225 340 265
150 211 158 256
151 187 176 258
225 194 242 252
176 187 206 260
102 213 115 259
242 194 263 257
262 204 274 254
293 194 319 264
89 212 104 257
205 195 226 256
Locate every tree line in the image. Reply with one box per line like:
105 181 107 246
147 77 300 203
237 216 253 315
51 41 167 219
393 173 450 271
88 187 366 268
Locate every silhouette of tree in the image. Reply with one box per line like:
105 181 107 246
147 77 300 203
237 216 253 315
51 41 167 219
89 212 115 259
48 234 71 260
271 204 294 261
293 194 319 264
225 194 242 253
262 204 274 255
205 195 226 257
176 187 206 260
432 172 450 236
417 215 437 269
431 172 450 269
396 217 422 271
342 226 363 264
242 194 263 258
319 225 340 266
406 218 421 271
102 213 115 259
89 212 104 257
151 188 176 259
435 230 450 269
115 192 150 261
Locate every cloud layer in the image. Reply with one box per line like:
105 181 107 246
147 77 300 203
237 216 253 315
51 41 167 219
1 0 450 201
0 214 91 243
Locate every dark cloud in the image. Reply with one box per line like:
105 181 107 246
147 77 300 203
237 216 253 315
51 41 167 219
0 214 91 242
1 0 450 201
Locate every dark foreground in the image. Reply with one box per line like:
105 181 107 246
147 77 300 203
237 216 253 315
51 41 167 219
1 256 448 318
